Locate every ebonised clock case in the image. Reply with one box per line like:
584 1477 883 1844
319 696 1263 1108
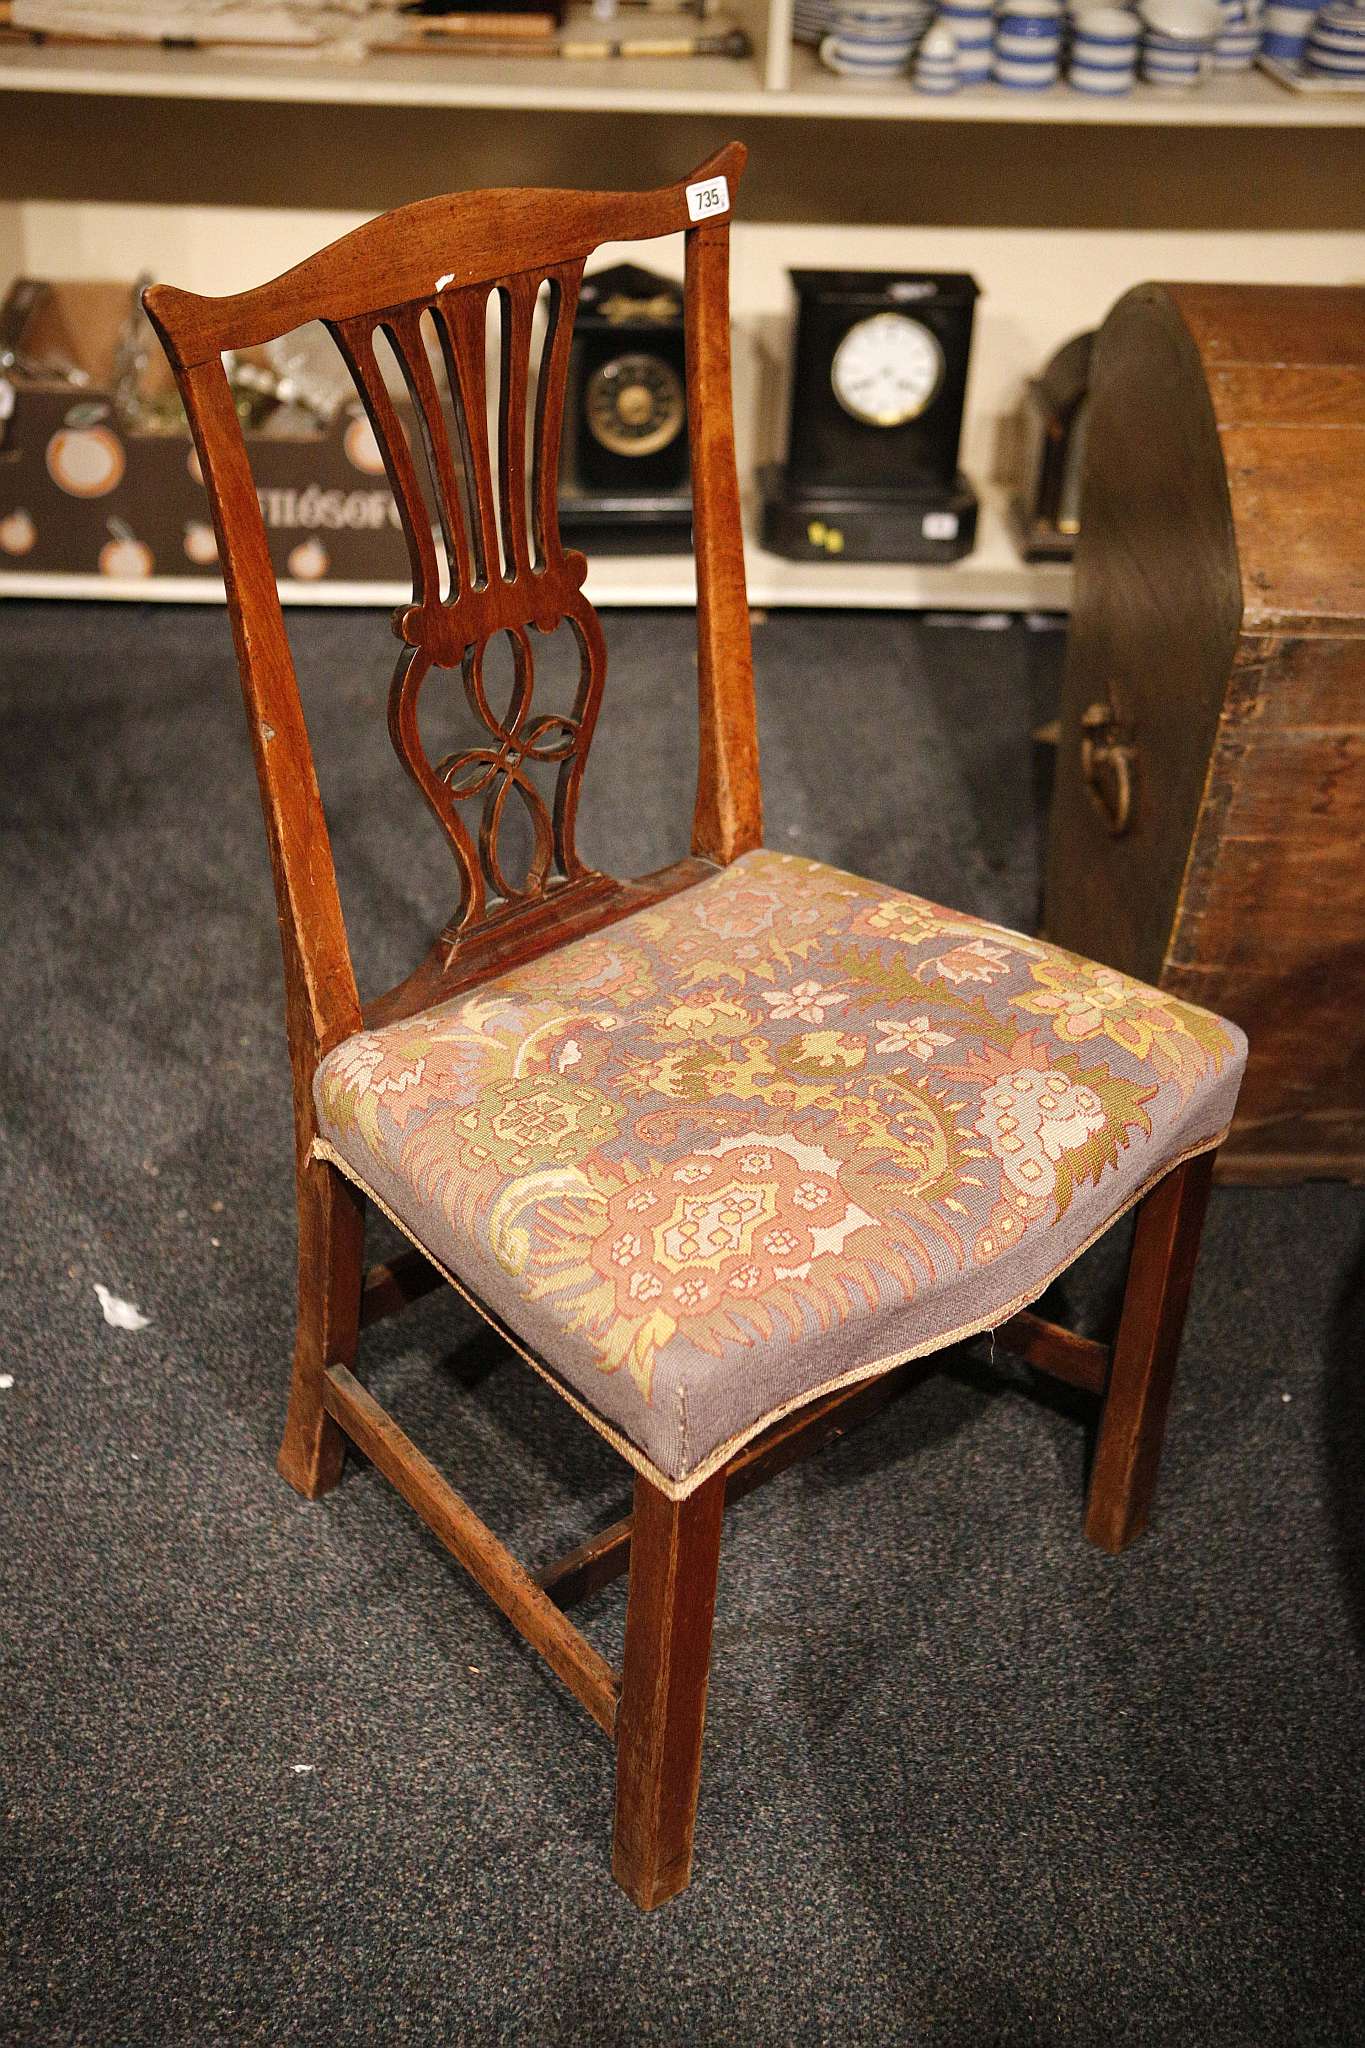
761 269 981 565
786 270 978 493
558 261 693 553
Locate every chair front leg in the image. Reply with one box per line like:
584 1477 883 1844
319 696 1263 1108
1085 1148 1218 1554
612 1468 725 1910
277 1155 365 1500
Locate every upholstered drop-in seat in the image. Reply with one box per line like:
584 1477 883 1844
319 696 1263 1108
315 850 1246 1494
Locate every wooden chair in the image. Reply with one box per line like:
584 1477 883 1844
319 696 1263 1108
145 144 1246 1911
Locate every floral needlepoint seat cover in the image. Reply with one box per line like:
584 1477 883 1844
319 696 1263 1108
314 851 1247 1494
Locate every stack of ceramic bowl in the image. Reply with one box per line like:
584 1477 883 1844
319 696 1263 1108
1139 0 1220 81
793 0 836 45
1069 4 1141 87
1304 0 1365 76
994 0 1065 86
1212 0 1260 66
1259 0 1317 59
939 0 994 83
915 17 962 85
818 0 932 77
1063 0 1138 43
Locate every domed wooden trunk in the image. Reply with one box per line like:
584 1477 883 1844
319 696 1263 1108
1044 282 1365 1184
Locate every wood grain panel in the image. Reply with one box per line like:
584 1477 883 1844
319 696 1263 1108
1045 280 1365 1179
1208 364 1365 429
1178 836 1364 963
1167 283 1365 368
1220 423 1365 628
1223 634 1365 733
1044 281 1243 984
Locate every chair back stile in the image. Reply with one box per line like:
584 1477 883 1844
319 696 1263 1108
683 210 762 867
160 355 364 1168
143 142 759 1129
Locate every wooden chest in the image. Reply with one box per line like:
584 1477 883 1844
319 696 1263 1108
1043 282 1365 1184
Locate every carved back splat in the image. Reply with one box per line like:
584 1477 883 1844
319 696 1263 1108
329 264 603 939
144 144 759 1081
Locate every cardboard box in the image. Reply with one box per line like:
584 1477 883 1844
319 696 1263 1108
0 278 415 589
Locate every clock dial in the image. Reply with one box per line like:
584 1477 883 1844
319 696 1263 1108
830 313 945 429
585 352 685 459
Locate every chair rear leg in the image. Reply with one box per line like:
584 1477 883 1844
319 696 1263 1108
277 1156 365 1500
1085 1148 1218 1554
612 1469 725 1910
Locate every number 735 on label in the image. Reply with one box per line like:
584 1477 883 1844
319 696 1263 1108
685 177 730 223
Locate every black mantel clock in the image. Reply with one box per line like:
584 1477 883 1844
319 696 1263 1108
760 269 980 565
558 261 691 553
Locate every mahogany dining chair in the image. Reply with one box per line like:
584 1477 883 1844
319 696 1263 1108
145 143 1246 1909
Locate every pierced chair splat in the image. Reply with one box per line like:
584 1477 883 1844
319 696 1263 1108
145 143 1246 1913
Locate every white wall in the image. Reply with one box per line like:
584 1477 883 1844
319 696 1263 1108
14 197 1364 481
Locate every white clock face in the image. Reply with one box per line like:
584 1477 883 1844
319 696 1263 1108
830 312 945 429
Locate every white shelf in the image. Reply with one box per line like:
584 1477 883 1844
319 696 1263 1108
1 35 1360 122
777 42 1365 121
730 481 1070 609
0 16 1334 626
0 482 1071 612
2 36 772 112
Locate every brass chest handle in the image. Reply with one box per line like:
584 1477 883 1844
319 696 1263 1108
1080 701 1137 837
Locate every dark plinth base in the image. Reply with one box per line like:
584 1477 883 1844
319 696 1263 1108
758 465 978 565
1010 496 1078 564
558 490 693 555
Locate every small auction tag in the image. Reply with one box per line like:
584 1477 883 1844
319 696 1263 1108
685 176 729 223
922 510 959 541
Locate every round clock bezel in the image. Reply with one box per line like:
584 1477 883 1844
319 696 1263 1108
829 312 946 430
584 351 686 460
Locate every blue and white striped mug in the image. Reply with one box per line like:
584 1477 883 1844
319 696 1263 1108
1259 0 1316 60
938 0 994 80
1211 0 1259 66
914 18 963 87
994 0 1063 81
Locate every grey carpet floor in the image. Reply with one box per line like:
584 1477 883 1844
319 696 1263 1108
2 602 1363 2047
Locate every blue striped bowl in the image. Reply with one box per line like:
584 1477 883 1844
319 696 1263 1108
1304 40 1365 69
1072 39 1140 61
1071 11 1140 44
956 44 994 80
997 9 1065 32
1307 4 1365 45
997 24 1064 51
1069 54 1137 82
993 46 1063 78
1140 31 1207 75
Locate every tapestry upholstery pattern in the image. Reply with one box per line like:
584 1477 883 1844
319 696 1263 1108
314 851 1247 1489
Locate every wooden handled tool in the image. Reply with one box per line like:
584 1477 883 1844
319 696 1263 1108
375 22 751 53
